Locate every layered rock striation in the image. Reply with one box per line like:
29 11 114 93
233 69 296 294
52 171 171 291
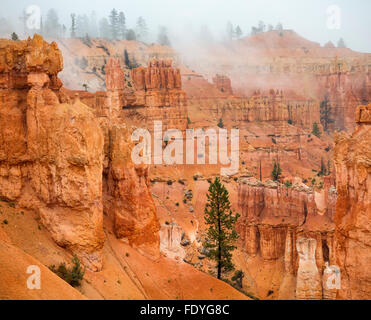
333 104 371 299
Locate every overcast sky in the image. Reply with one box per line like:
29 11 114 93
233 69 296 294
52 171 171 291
1 0 370 52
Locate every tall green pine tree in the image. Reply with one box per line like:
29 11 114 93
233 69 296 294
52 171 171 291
271 160 282 181
320 95 334 132
312 122 321 138
204 178 240 280
109 9 119 40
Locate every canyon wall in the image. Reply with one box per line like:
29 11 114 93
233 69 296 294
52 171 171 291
0 36 180 270
236 178 337 299
0 35 105 270
333 104 371 299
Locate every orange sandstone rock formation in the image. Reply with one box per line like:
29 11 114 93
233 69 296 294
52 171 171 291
212 74 233 95
295 238 322 300
333 104 371 299
0 35 105 271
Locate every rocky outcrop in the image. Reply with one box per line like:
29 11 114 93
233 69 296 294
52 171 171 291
188 90 320 130
212 74 233 95
0 35 167 270
160 222 186 260
295 238 322 300
0 35 105 270
237 179 337 299
131 58 186 108
333 104 371 299
104 126 160 257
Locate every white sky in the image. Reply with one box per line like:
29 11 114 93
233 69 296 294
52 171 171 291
1 0 370 52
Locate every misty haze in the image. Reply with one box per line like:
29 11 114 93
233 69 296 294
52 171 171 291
0 0 370 304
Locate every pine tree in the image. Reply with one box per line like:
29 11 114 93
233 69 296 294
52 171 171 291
118 11 126 39
276 22 283 31
70 14 76 38
337 38 346 48
235 25 242 39
158 26 170 46
226 21 234 40
217 118 224 128
320 95 334 132
125 29 136 41
109 8 119 40
271 160 282 181
258 21 266 33
45 9 61 38
136 16 148 41
319 158 327 176
312 122 321 138
99 18 110 39
203 178 240 280
231 270 244 289
124 49 130 67
11 32 19 41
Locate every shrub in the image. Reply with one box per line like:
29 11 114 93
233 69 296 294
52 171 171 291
2 219 8 225
167 180 173 185
283 181 292 188
217 118 224 128
312 122 321 138
49 255 85 287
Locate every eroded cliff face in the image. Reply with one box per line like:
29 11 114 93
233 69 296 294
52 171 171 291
212 74 233 95
334 104 371 299
0 36 166 270
0 35 105 270
104 126 160 257
236 178 336 299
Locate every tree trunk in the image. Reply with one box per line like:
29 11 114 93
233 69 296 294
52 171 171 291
217 209 221 280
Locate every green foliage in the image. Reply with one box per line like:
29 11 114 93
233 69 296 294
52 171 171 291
203 178 240 279
118 12 126 39
126 29 136 41
231 270 244 288
187 117 191 125
283 180 292 188
337 37 346 48
288 119 293 125
124 49 140 69
217 118 224 128
70 14 76 38
109 8 119 40
312 122 321 138
320 95 334 132
49 255 85 287
318 158 328 176
158 26 170 46
271 160 282 182
2 219 8 225
11 32 19 41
